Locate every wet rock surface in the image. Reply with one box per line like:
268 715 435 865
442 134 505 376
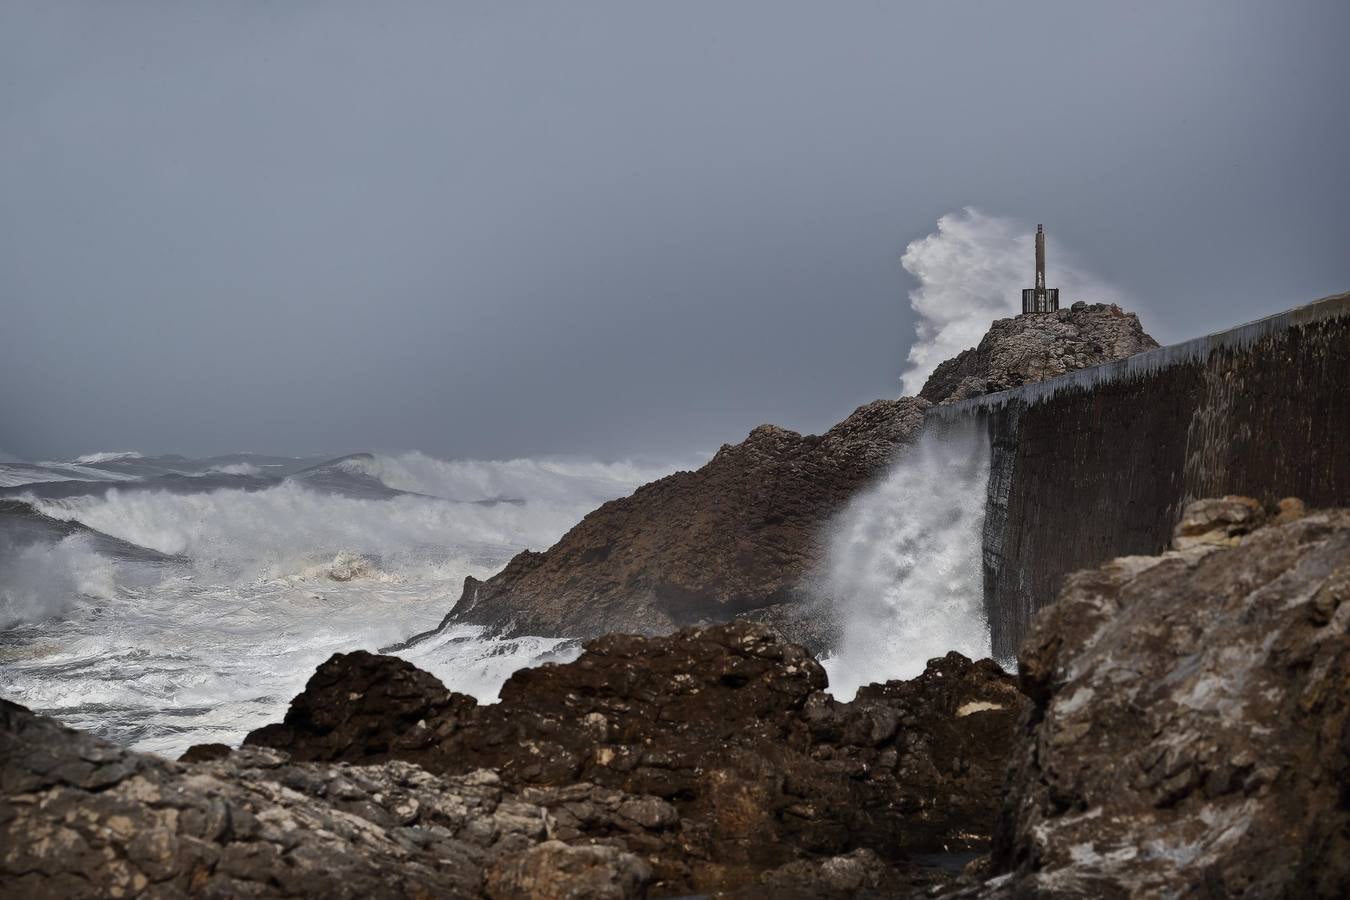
918 303 1158 405
0 699 656 899
245 623 1021 894
977 503 1350 897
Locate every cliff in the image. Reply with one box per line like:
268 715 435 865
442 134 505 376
412 303 1156 648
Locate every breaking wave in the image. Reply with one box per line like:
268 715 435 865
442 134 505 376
0 534 117 629
70 450 144 465
821 420 992 700
0 449 689 756
899 208 1135 395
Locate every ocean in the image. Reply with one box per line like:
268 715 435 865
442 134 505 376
0 449 682 757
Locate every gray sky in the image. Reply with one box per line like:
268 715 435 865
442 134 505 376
3 1 1347 461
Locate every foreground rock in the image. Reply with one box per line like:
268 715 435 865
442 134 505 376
420 304 1156 649
979 501 1350 897
246 623 1021 894
918 302 1158 405
0 700 657 899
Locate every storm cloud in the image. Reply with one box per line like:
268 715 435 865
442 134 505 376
2 1 1346 460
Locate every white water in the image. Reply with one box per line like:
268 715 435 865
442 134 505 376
821 420 992 700
898 208 1137 395
0 451 680 756
0 534 118 629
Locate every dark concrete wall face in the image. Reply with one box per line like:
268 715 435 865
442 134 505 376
940 295 1350 660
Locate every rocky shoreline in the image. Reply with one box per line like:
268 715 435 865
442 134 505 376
5 306 1343 897
4 497 1346 897
410 304 1156 652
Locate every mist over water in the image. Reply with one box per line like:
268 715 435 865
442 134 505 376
821 420 992 700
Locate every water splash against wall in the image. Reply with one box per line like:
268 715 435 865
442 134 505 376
821 419 992 700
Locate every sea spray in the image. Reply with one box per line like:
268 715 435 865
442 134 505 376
898 208 1136 395
0 533 116 628
0 450 684 755
821 418 991 700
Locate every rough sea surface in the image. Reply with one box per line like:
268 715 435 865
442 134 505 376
0 450 681 756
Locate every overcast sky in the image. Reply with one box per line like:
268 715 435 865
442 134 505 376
3 1 1347 461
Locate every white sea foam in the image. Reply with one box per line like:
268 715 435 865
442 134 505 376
821 420 992 700
0 534 117 628
358 451 691 505
0 462 140 488
208 462 262 476
0 449 685 756
70 450 144 465
395 623 581 703
24 479 606 582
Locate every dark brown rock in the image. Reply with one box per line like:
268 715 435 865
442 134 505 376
919 303 1158 404
419 399 930 647
485 840 653 900
248 623 1020 894
980 503 1350 897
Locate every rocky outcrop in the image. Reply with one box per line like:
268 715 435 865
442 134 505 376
979 501 1350 897
418 398 931 647
918 303 1158 404
245 623 1021 894
0 699 657 899
417 305 1157 649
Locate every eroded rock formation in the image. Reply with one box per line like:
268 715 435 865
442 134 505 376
245 623 1021 894
918 302 1158 405
420 303 1156 649
980 501 1350 897
418 399 929 648
0 700 658 899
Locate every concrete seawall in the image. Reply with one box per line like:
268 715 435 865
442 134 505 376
932 293 1350 659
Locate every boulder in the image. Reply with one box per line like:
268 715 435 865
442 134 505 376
981 502 1350 897
247 623 1021 894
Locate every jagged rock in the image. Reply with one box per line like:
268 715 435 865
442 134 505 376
0 700 655 899
246 622 1021 894
242 650 475 763
485 841 653 900
414 398 930 648
404 304 1155 651
1171 494 1266 549
978 503 1350 897
919 303 1158 404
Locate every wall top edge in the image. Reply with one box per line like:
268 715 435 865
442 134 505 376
927 291 1350 419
